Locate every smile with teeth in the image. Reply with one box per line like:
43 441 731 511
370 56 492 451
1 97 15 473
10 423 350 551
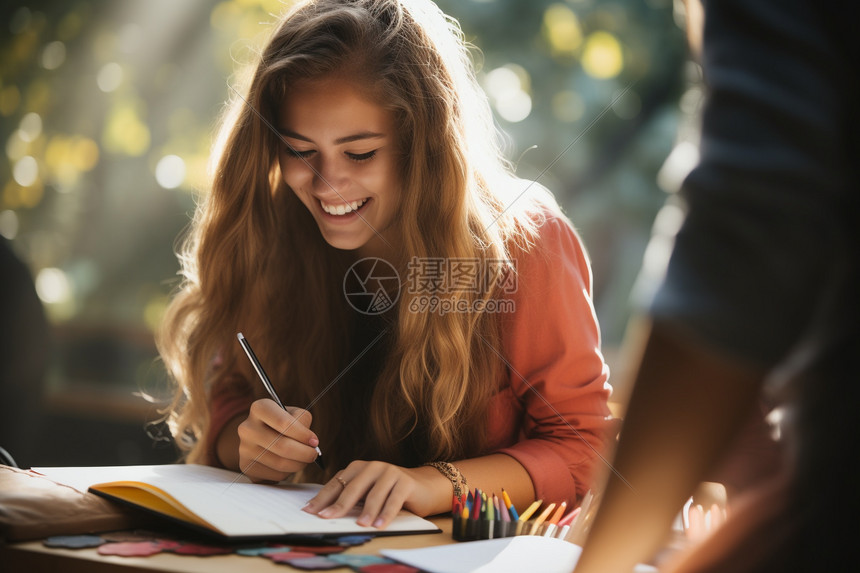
320 197 369 216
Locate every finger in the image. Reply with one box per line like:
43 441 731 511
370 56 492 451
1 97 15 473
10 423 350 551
285 407 313 428
317 462 386 520
240 442 311 475
372 478 413 529
239 447 292 482
304 468 363 515
238 417 318 465
285 407 320 448
242 462 289 483
355 468 400 527
251 399 319 447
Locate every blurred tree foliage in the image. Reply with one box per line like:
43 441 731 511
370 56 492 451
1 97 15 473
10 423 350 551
0 0 686 394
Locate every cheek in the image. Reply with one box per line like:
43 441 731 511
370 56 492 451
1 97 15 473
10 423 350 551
366 158 401 199
278 155 292 182
279 158 310 190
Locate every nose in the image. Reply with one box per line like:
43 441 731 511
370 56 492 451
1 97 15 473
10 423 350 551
312 157 347 196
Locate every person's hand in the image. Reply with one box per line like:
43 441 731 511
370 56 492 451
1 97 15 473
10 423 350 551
237 398 320 482
302 461 445 529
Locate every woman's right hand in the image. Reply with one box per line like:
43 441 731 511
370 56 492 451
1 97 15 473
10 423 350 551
237 398 321 482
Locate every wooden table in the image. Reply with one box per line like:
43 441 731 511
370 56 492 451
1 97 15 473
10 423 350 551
0 516 454 572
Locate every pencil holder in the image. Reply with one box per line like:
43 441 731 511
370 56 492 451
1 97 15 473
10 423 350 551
520 519 546 536
451 488 583 542
479 518 495 540
451 510 570 541
495 519 516 538
452 514 518 540
514 519 527 536
451 516 480 541
451 516 464 541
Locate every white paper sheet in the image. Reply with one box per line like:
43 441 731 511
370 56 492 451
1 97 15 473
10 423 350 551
382 535 658 573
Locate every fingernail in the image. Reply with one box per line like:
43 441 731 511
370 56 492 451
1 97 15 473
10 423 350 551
373 518 385 528
309 436 319 447
318 507 334 518
302 502 316 513
357 514 371 526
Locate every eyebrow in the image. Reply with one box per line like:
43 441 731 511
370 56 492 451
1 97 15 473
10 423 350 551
277 129 385 145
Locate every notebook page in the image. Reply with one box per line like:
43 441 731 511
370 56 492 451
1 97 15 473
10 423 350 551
33 464 437 537
31 464 237 494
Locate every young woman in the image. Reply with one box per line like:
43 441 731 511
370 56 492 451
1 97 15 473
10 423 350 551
157 0 615 530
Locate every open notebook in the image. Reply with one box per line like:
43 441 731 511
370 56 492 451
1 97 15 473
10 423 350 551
32 464 440 540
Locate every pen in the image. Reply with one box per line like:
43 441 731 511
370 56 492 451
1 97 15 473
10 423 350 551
517 499 542 535
555 507 579 542
530 502 555 535
485 492 495 539
498 495 510 522
494 494 511 538
557 506 580 529
518 499 542 522
237 332 324 468
507 501 519 522
501 488 513 510
557 524 571 541
543 501 567 538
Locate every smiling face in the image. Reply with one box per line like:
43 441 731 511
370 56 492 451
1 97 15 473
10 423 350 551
278 76 402 259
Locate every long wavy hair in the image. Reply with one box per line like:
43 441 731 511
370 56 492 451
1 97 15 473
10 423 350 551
157 0 554 480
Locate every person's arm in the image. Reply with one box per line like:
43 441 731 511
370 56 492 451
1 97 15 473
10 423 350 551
203 372 255 469
494 212 616 507
302 452 534 528
214 414 243 470
574 321 765 572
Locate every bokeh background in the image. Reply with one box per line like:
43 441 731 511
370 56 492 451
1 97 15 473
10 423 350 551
0 0 694 468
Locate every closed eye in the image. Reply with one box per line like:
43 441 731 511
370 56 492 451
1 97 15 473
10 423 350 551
286 147 315 159
346 150 377 163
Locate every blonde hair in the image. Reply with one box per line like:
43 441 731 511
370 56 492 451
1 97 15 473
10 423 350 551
158 0 555 479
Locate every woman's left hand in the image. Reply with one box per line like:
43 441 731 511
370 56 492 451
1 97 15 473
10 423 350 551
302 461 447 529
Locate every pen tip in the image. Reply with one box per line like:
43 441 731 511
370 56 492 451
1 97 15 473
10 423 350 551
237 332 244 340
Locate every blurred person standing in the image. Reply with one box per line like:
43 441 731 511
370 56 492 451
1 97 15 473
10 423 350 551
574 0 859 571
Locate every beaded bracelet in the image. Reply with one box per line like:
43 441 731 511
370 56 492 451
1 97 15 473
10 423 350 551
423 461 468 498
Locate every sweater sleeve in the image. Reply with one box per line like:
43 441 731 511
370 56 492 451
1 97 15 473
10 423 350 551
203 372 255 468
494 212 616 506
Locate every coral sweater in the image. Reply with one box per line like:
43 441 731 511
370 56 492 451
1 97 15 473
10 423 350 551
205 210 616 506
